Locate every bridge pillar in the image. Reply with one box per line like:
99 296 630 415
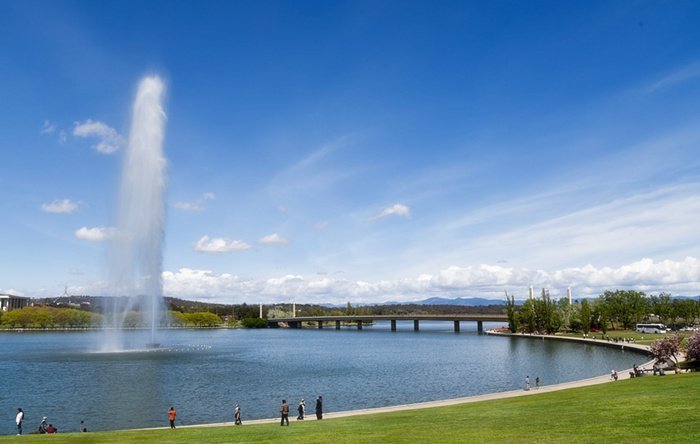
454 320 460 332
335 320 341 330
477 320 483 333
414 320 420 331
391 320 397 331
357 320 363 330
318 321 323 329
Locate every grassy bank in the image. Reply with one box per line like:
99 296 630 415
3 373 699 443
559 329 693 346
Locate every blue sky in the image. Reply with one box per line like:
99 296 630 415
2 0 700 304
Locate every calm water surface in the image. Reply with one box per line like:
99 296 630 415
0 323 644 433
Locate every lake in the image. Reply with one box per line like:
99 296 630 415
0 323 644 433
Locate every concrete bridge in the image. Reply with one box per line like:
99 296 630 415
268 314 508 333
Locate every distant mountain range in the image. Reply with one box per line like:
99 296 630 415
381 294 699 307
404 297 504 306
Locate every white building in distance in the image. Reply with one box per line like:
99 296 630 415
0 294 30 312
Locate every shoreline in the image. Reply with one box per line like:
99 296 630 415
135 331 653 431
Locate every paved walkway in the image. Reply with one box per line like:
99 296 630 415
155 332 653 431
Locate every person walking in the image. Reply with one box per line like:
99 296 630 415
234 404 242 425
168 406 177 429
524 376 530 391
315 396 323 420
280 400 290 426
297 399 305 420
535 376 540 389
16 408 24 435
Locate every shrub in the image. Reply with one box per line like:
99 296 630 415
184 312 221 327
686 330 700 360
241 317 268 328
678 359 700 371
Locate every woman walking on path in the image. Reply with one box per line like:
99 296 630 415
16 408 24 435
297 399 305 420
234 404 242 425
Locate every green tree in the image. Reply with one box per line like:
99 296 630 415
234 304 259 320
1 308 33 328
600 290 648 330
241 317 268 328
519 299 536 333
505 292 519 333
557 298 573 332
651 293 674 326
580 299 592 334
168 310 188 327
33 307 53 328
185 312 221 327
673 299 698 327
567 301 582 332
267 306 292 319
123 311 143 328
533 289 559 334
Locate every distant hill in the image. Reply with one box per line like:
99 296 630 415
414 297 503 306
375 297 507 307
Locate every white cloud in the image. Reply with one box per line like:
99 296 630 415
73 119 124 154
374 203 411 220
0 288 25 296
40 120 56 134
58 130 68 144
314 220 329 229
194 235 251 253
162 268 242 297
75 226 117 241
173 193 216 212
259 233 289 245
41 199 79 214
159 257 700 305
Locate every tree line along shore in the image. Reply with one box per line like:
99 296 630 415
2 290 698 333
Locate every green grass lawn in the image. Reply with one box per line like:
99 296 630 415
3 373 699 443
560 329 693 346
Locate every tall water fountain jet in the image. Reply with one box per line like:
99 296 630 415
103 76 167 351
